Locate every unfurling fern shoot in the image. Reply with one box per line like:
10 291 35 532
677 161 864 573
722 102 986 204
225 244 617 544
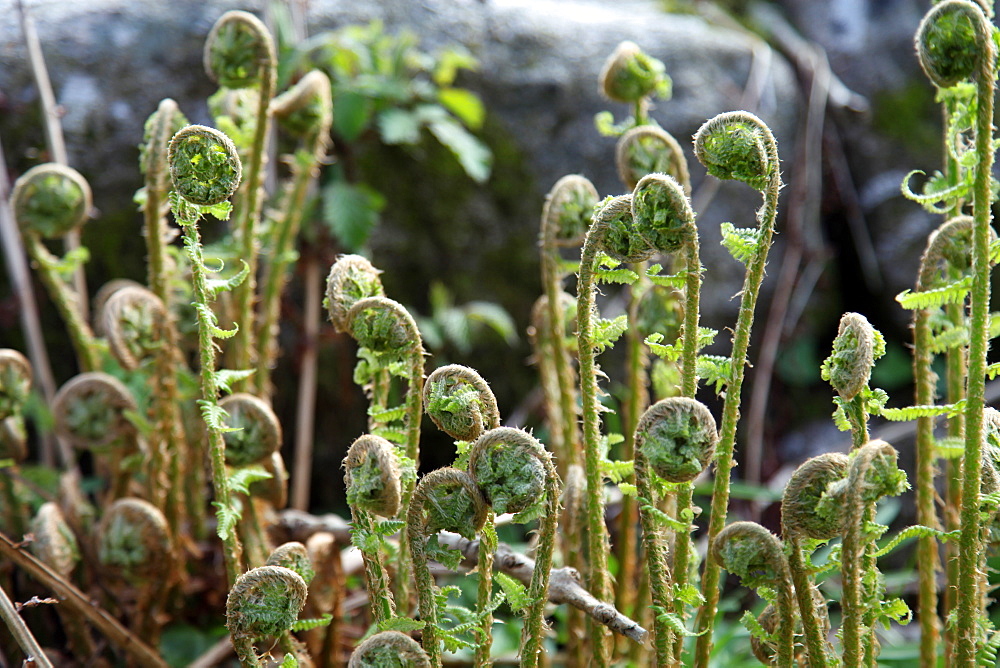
820 312 886 450
575 194 642 664
167 123 246 587
907 215 977 663
423 364 501 444
219 392 283 567
837 440 909 666
538 175 598 470
11 163 100 372
226 565 308 668
634 397 716 665
780 452 848 667
468 427 560 668
204 10 277 384
52 372 140 503
710 521 796 666
915 3 997 662
257 69 333 397
407 468 488 667
348 630 431 668
690 111 780 665
343 434 402 626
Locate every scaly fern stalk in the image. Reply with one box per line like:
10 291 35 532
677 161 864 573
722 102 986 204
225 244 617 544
912 217 974 666
256 70 332 397
576 194 642 665
139 103 205 537
204 11 277 388
167 123 246 587
407 468 488 667
343 434 401 626
226 565 308 667
634 397 717 665
839 441 909 666
711 522 796 666
914 3 997 663
691 111 780 666
781 452 848 667
629 172 701 663
539 175 598 473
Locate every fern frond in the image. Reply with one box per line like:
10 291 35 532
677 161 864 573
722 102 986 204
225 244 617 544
596 266 640 285
592 314 629 352
896 276 973 310
873 525 959 559
879 401 965 421
205 259 250 298
720 222 760 264
215 368 255 394
290 614 333 632
697 355 732 393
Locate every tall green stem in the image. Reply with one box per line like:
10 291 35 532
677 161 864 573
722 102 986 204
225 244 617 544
692 112 780 666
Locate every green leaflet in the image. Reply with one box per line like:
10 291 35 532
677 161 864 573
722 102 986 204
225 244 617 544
290 613 333 632
215 369 255 394
592 314 629 353
880 400 965 421
697 355 732 394
720 222 760 264
896 276 973 309
494 571 533 614
205 259 250 298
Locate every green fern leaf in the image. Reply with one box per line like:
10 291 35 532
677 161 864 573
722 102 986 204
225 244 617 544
592 314 629 353
215 369 255 394
697 355 732 394
290 614 333 632
896 276 973 310
720 222 760 264
901 169 966 214
880 401 964 421
205 259 250 298
228 466 272 496
873 525 959 559
495 571 533 613
596 266 640 285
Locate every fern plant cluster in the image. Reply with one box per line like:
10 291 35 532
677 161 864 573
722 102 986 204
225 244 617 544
3 3 1000 668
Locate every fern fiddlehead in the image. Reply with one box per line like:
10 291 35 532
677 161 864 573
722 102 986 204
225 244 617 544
167 122 246 587
468 427 560 668
423 364 501 444
12 163 101 372
576 193 641 664
97 497 175 643
347 630 431 667
226 565 309 667
257 69 333 397
204 11 277 386
538 175 598 473
909 215 977 664
407 468 488 667
690 111 781 665
635 397 717 665
836 440 909 666
916 4 997 663
780 452 849 667
711 521 797 666
343 434 402 626
52 372 140 502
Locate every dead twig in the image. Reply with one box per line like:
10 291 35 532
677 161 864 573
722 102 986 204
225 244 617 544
275 509 649 644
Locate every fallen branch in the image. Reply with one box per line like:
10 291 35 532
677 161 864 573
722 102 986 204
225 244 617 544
0 532 168 668
275 509 649 645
